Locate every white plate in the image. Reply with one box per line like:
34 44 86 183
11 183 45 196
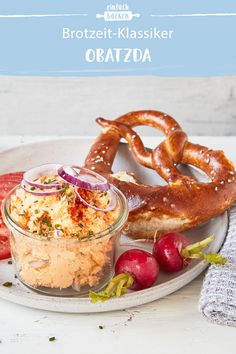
0 138 228 313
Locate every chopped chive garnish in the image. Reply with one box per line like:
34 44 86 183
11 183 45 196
60 184 70 195
3 282 12 287
49 336 56 342
98 325 104 329
44 179 52 184
34 209 39 214
7 260 12 265
41 217 52 228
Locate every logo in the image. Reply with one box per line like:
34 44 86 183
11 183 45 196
96 3 140 22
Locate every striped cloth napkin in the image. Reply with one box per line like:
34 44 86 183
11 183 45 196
199 203 236 326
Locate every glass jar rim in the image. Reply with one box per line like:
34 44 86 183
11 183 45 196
2 184 129 243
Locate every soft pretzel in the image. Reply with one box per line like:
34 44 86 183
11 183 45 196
84 110 236 239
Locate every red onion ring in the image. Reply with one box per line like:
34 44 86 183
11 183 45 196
75 187 117 212
20 180 64 196
23 163 64 189
58 165 110 192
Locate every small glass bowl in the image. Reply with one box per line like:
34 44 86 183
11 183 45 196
2 185 128 297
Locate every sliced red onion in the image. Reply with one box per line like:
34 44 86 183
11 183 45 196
21 180 63 196
75 187 117 212
58 165 110 192
23 163 64 189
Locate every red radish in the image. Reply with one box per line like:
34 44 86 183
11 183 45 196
153 232 190 273
115 249 159 291
90 249 159 303
153 232 227 273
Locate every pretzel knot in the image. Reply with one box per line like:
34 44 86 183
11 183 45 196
85 110 236 239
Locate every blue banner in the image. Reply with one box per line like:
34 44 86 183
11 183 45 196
0 0 236 76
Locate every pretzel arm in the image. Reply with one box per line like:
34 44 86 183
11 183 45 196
116 110 181 135
183 142 236 186
84 128 120 173
152 143 187 183
97 118 153 169
152 139 197 184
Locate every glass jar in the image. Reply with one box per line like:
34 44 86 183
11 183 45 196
2 185 128 297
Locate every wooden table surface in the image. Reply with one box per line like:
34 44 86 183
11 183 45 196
0 135 235 354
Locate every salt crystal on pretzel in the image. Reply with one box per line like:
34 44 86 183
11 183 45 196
84 110 236 239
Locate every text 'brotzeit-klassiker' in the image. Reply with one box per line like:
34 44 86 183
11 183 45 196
62 27 174 63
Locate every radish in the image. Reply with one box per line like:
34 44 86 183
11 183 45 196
90 249 159 303
153 232 227 273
